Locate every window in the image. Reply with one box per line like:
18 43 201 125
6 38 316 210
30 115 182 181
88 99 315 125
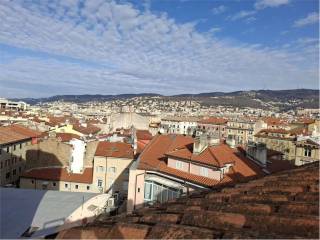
13 145 16 151
6 147 9 153
200 167 209 177
98 166 104 173
53 182 56 187
19 167 21 173
144 182 152 200
0 149 2 155
65 183 68 188
175 161 183 169
13 169 16 176
87 186 90 190
109 167 116 173
144 181 180 203
304 148 312 157
6 172 10 179
0 162 2 169
31 180 34 184
97 179 103 187
75 185 79 189
20 143 22 149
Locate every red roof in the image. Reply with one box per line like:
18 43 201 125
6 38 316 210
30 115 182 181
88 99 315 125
58 162 319 239
138 135 265 187
198 117 228 125
95 141 134 159
136 130 153 140
21 167 93 184
0 124 42 145
73 124 101 135
56 133 81 142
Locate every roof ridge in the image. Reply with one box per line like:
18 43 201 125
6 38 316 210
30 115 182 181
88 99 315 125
207 146 221 167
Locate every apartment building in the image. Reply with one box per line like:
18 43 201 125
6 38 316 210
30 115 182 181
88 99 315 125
19 167 95 192
0 124 41 186
160 116 199 135
294 136 320 166
0 98 28 111
127 134 265 212
93 141 134 197
254 128 298 161
19 141 134 194
226 118 266 145
197 117 228 138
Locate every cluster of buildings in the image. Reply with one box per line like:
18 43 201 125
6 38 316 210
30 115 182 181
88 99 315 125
0 97 319 238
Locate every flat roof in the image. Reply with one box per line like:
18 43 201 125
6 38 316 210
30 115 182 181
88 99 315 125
0 188 99 238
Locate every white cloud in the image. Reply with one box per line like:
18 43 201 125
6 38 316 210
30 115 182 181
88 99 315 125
227 10 257 21
293 12 319 28
0 0 318 97
208 27 221 34
245 16 257 24
212 5 227 15
255 0 290 9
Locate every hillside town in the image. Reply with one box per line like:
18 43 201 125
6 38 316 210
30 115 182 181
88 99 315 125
0 96 319 238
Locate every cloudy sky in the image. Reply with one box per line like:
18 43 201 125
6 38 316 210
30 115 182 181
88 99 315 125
0 0 319 97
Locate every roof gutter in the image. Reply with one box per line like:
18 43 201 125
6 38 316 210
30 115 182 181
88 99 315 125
145 170 209 189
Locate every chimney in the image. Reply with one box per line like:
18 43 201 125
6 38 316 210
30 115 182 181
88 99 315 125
207 135 220 146
193 134 208 154
247 141 267 166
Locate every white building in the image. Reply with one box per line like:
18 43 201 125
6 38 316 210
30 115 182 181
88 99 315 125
160 116 199 135
69 139 86 174
0 98 28 111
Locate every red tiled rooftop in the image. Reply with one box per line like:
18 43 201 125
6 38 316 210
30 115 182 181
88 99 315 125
198 117 228 125
95 141 134 159
73 124 101 135
0 124 42 145
21 167 93 184
56 133 81 142
136 130 153 141
138 135 265 187
57 162 319 239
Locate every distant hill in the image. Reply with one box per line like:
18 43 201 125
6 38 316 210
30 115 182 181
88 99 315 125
10 89 319 111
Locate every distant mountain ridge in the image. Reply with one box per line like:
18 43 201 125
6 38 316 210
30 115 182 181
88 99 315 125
9 89 319 110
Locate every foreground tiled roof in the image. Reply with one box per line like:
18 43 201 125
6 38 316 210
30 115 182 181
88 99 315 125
57 162 319 239
21 167 93 184
95 141 134 159
138 134 265 187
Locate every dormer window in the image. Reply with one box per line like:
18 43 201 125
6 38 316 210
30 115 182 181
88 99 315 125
304 148 312 157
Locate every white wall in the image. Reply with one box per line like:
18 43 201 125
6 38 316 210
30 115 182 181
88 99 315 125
70 139 86 174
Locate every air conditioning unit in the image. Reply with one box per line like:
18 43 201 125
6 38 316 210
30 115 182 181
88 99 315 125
107 197 115 207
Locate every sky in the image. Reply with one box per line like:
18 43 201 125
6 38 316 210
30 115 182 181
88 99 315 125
0 0 319 98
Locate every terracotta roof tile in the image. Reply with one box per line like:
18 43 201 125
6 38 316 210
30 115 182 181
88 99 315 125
73 124 101 135
138 134 265 187
58 162 319 239
198 117 228 125
95 141 134 159
56 133 81 142
21 167 93 184
0 124 41 145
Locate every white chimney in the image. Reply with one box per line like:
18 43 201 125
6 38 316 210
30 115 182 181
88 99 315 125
193 134 208 154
